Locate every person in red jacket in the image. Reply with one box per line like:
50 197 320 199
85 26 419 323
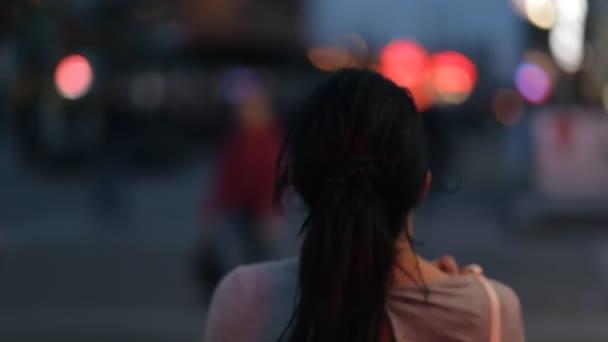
195 77 283 302
208 87 282 229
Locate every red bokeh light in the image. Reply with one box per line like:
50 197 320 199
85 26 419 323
54 54 93 100
380 43 477 109
380 40 428 89
430 51 477 96
380 40 431 110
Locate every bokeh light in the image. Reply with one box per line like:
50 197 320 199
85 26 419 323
554 0 587 22
380 40 432 110
380 40 428 89
515 62 552 104
307 33 368 72
429 51 477 105
549 0 587 73
408 85 433 112
549 23 585 73
307 47 356 72
493 88 526 126
524 49 557 81
380 45 478 108
525 0 557 30
54 54 94 100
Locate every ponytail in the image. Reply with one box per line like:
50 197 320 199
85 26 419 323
276 68 429 342
284 167 399 342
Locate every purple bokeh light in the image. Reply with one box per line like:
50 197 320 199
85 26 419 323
515 63 551 104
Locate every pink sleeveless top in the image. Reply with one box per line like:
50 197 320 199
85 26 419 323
204 259 525 342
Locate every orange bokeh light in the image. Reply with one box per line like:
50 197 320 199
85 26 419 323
307 33 368 72
307 47 356 72
432 66 474 94
429 51 477 104
54 54 94 100
430 52 477 91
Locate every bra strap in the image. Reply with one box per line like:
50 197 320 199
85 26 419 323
467 265 502 342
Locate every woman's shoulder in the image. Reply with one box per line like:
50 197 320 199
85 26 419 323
487 278 522 312
487 278 525 339
205 259 299 341
220 258 298 288
387 275 525 341
432 275 523 326
212 258 298 306
461 277 525 342
460 276 525 341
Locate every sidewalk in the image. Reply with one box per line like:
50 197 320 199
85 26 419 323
0 152 210 341
0 150 607 341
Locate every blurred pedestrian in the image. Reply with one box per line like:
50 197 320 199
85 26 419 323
194 76 283 302
88 91 133 229
204 69 525 342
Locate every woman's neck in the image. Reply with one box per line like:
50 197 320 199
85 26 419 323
391 233 450 287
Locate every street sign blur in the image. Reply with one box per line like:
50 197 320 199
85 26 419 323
532 108 608 201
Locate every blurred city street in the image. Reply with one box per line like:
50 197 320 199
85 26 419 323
1 134 607 342
2 0 608 340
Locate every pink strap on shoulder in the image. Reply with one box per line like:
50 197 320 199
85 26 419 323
464 265 502 342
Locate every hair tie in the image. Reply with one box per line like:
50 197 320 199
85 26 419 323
326 156 375 186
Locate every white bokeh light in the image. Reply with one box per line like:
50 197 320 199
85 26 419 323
549 28 584 73
525 0 557 30
554 0 587 22
549 0 588 73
